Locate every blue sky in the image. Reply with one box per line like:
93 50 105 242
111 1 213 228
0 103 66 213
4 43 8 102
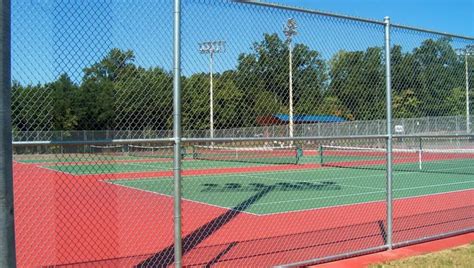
270 0 474 37
12 0 474 84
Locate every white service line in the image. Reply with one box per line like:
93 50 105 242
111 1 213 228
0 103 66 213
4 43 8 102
395 180 474 192
102 180 261 216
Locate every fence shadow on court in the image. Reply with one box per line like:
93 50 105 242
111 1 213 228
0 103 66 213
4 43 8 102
41 204 474 267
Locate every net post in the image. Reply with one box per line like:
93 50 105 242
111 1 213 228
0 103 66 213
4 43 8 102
384 16 393 250
319 144 324 165
173 0 183 267
418 137 422 170
0 0 16 266
295 146 302 164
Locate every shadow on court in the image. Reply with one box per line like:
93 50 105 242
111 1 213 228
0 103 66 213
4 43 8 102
47 204 473 267
135 184 276 267
136 179 345 267
200 180 342 193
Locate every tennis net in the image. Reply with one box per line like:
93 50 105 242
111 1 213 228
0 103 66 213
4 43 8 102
128 145 186 159
192 145 303 165
90 145 124 155
319 145 474 175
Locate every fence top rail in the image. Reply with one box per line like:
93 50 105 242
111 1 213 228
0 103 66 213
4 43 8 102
394 134 474 139
183 135 389 142
234 0 474 40
12 138 175 146
12 135 388 146
233 0 385 25
12 133 474 146
390 23 474 40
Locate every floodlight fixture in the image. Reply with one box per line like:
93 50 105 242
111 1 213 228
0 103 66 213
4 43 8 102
283 18 298 42
198 40 226 54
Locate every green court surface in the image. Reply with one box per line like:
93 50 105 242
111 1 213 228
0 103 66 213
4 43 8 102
37 155 317 175
109 166 474 215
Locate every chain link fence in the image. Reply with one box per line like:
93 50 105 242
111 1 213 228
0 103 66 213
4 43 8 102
10 114 473 143
4 0 474 267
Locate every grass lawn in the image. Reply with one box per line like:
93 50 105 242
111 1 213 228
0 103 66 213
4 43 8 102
371 242 474 267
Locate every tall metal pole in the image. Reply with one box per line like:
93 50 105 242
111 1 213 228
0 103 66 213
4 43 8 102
384 16 393 250
210 51 214 140
284 18 297 142
0 0 16 266
173 0 183 266
198 41 225 140
289 40 294 140
465 52 470 133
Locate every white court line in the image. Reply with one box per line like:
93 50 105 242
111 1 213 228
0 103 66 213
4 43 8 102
395 180 474 192
104 179 383 216
249 180 474 207
250 190 385 207
106 162 474 216
257 188 474 217
234 172 383 191
106 177 474 217
111 163 473 193
102 180 261 216
36 164 76 176
113 167 385 184
110 161 474 188
125 162 168 169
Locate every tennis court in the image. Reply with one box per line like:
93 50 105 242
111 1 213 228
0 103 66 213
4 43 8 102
19 143 471 216
109 163 473 215
12 142 474 267
18 145 474 215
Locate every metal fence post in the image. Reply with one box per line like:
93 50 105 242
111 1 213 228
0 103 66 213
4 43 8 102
465 51 471 133
0 0 16 266
173 0 183 267
384 16 393 250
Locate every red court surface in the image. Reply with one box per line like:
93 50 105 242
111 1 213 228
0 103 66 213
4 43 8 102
12 161 474 267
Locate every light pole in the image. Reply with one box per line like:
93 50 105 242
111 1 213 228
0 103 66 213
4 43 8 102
457 45 474 133
284 18 297 141
199 40 226 140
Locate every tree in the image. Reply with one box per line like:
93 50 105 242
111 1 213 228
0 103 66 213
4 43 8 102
49 74 79 130
316 95 353 120
236 33 328 125
411 37 463 117
182 73 212 131
328 47 385 120
11 82 52 132
393 89 420 119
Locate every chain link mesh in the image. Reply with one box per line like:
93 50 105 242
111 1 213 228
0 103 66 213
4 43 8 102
12 0 175 267
390 26 474 248
9 0 474 266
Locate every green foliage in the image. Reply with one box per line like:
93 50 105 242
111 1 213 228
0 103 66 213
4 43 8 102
49 74 79 130
411 37 463 116
11 36 469 133
316 95 354 120
446 87 466 115
329 47 385 120
237 33 327 117
393 89 420 119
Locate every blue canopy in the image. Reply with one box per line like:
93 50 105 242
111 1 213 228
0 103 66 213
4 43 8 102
273 114 346 123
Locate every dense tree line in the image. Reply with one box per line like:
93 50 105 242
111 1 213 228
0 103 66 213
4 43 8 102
12 34 471 132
